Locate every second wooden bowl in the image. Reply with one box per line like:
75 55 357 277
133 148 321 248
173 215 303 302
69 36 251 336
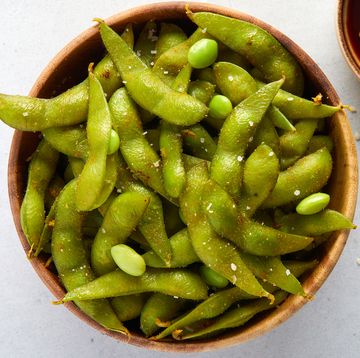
7 1 358 352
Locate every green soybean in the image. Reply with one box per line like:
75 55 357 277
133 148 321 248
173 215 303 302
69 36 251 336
296 193 330 215
188 39 218 69
111 244 146 277
199 266 229 288
208 94 233 120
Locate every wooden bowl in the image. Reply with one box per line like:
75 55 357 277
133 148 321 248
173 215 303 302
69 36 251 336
7 1 358 352
337 0 360 79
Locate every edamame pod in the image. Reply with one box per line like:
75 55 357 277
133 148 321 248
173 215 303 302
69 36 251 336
61 268 208 301
262 148 333 208
52 180 126 333
277 209 356 236
188 11 304 95
180 163 273 299
188 80 216 105
134 21 157 67
140 293 188 337
76 68 112 211
211 79 283 197
20 140 59 249
238 144 279 216
155 23 187 61
306 135 334 154
203 178 313 256
91 192 150 276
143 229 199 268
111 294 148 322
99 21 208 126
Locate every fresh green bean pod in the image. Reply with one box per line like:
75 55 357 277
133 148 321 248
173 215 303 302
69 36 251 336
43 125 88 159
20 140 59 249
91 192 150 276
188 80 216 105
143 229 198 268
182 124 217 161
188 11 304 95
111 294 149 322
76 69 112 211
134 21 157 67
279 118 318 169
154 260 315 339
239 144 279 216
52 180 126 333
267 105 295 131
116 155 172 266
203 178 313 256
217 48 252 70
256 80 340 119
178 291 288 340
0 27 133 131
109 88 167 198
277 209 356 236
68 156 84 177
62 268 208 302
247 113 280 157
195 68 217 85
262 148 333 208
153 28 209 85
155 23 187 61
180 163 273 300
182 154 209 171
99 21 208 126
306 135 334 154
140 293 188 337
213 62 257 105
239 253 304 295
211 79 283 197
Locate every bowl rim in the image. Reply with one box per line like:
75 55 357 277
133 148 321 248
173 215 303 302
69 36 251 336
336 0 360 80
7 1 358 352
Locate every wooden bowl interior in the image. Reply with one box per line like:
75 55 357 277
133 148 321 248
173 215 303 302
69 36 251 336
8 1 358 352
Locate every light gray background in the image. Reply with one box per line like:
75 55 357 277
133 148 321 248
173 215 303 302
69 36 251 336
0 0 359 357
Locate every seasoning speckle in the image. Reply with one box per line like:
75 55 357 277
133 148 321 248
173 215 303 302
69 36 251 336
294 189 301 196
230 263 237 271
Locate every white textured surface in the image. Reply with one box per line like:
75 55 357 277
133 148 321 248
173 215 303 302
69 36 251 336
0 1 359 357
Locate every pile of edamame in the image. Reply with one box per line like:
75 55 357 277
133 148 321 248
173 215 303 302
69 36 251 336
1 8 356 340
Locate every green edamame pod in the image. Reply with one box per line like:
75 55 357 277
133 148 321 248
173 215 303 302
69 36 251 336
68 156 84 177
99 21 208 126
199 266 229 288
211 79 283 197
279 118 318 169
213 62 257 105
82 209 103 237
262 148 333 208
180 163 273 300
140 293 188 337
91 192 150 276
277 209 356 236
109 88 167 198
267 105 295 131
307 135 334 154
21 140 59 249
34 195 59 257
178 291 288 340
182 154 209 171
188 11 304 95
134 21 157 67
202 178 313 256
256 80 340 119
43 125 88 159
154 287 247 339
0 27 133 131
195 68 217 85
217 48 251 70
155 23 187 61
188 80 216 105
62 268 208 302
116 155 172 266
52 180 126 333
182 124 217 161
247 113 280 157
239 253 304 295
111 294 148 322
238 144 279 216
76 68 112 211
143 229 199 268
153 28 210 85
